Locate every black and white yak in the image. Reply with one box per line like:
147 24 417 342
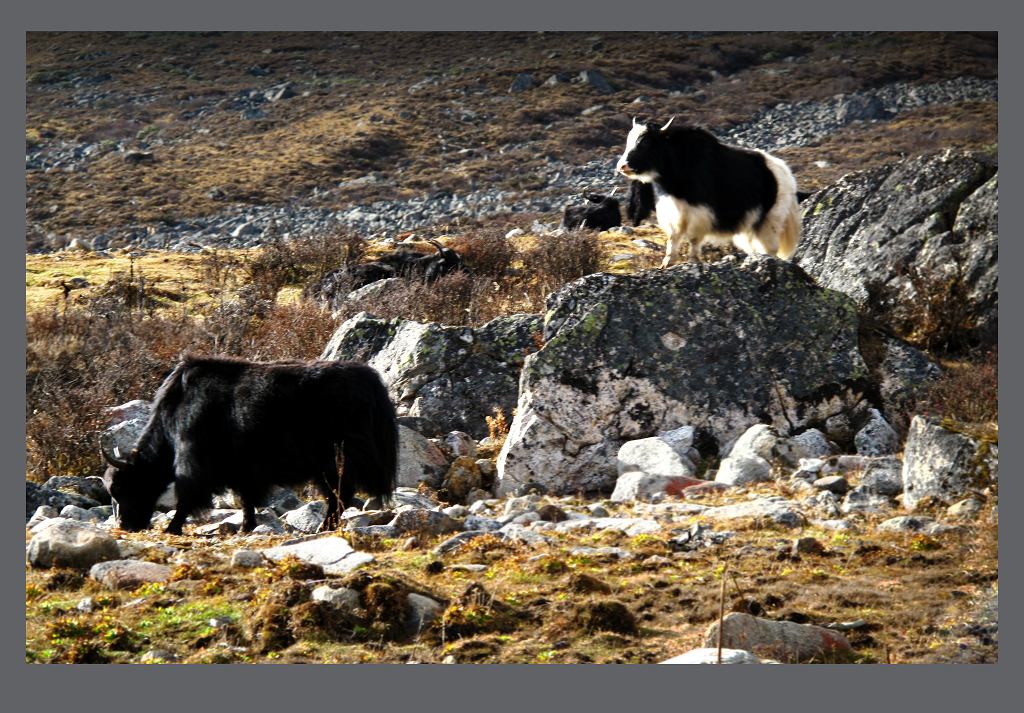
101 355 398 535
617 117 801 267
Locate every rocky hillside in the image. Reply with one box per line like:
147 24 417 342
27 31 996 251
25 32 997 665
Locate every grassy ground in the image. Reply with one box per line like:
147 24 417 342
25 485 998 664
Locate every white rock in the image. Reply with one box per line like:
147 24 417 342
701 497 805 528
715 455 772 486
261 535 374 575
616 437 697 478
660 647 778 664
312 585 361 610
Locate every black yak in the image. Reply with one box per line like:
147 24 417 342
561 192 622 231
617 117 801 266
101 355 398 535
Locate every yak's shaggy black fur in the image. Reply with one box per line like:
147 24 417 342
102 355 398 535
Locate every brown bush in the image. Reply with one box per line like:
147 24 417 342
449 229 518 279
522 230 602 302
25 306 204 480
915 348 997 425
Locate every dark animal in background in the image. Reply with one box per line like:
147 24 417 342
101 355 398 535
304 238 465 308
626 181 655 227
376 238 465 283
617 117 801 266
561 192 622 231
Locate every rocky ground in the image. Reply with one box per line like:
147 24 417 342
25 32 998 664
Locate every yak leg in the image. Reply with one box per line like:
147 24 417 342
240 499 257 533
166 508 187 536
315 469 341 532
661 230 685 268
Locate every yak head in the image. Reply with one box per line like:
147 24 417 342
101 446 169 532
616 116 676 183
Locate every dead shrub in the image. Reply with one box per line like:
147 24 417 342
449 229 518 279
915 348 997 425
522 230 602 302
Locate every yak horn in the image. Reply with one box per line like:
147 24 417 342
661 116 676 131
101 445 133 469
427 238 445 255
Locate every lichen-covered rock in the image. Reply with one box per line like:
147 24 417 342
497 258 872 495
859 457 904 496
796 150 997 347
441 457 482 502
321 311 542 439
902 416 997 510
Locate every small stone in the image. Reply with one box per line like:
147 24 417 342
791 537 825 556
231 550 266 569
509 73 536 93
312 585 361 610
89 560 172 590
812 475 850 495
406 593 444 635
878 515 956 536
947 497 983 519
141 649 179 663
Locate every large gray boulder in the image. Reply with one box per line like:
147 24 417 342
496 257 872 495
796 150 997 347
26 518 121 569
321 312 542 439
902 416 997 510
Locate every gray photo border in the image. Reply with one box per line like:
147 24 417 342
5 2 1015 711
